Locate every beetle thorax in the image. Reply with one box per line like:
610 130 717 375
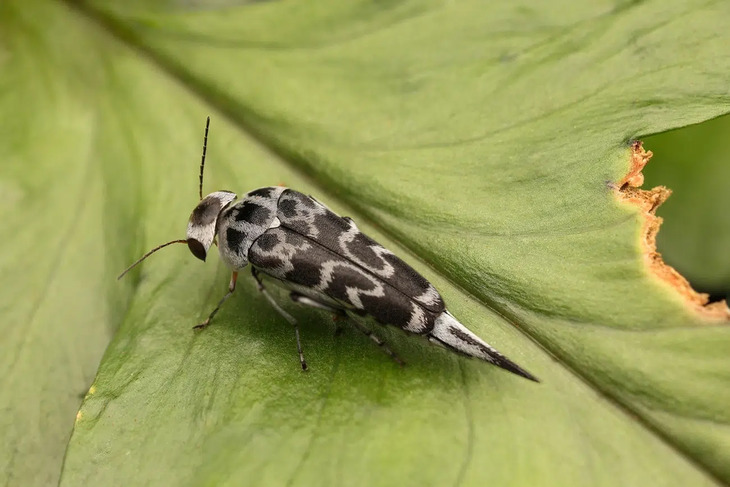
216 186 288 270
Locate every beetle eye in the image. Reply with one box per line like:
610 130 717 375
187 238 207 261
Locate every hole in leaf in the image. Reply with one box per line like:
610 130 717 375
642 114 730 305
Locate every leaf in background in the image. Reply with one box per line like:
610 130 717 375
643 115 730 300
1 1 729 486
0 4 119 486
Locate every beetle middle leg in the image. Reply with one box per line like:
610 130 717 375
194 271 238 330
289 292 347 335
289 291 405 367
251 268 308 371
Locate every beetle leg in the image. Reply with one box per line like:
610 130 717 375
251 268 308 371
347 317 405 367
288 289 403 365
289 292 341 313
194 272 238 330
289 291 348 335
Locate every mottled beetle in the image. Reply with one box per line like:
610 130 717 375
120 118 538 382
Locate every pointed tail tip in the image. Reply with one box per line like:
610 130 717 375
522 371 541 383
432 311 540 383
500 359 540 383
488 351 539 382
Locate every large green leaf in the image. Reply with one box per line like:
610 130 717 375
1 1 729 486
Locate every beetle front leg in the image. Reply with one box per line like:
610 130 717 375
193 271 238 330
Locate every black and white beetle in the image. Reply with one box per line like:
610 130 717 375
120 118 538 382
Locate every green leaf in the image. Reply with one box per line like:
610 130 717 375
0 4 118 486
1 1 728 486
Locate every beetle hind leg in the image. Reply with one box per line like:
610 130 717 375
346 317 406 367
288 292 405 366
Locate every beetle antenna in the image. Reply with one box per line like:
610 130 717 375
117 239 188 280
199 116 210 200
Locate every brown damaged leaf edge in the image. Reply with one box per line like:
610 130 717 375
614 141 730 321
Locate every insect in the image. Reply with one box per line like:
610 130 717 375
119 118 538 382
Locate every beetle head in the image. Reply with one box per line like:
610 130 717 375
186 190 237 261
118 117 235 280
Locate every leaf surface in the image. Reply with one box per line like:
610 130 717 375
1 1 729 486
